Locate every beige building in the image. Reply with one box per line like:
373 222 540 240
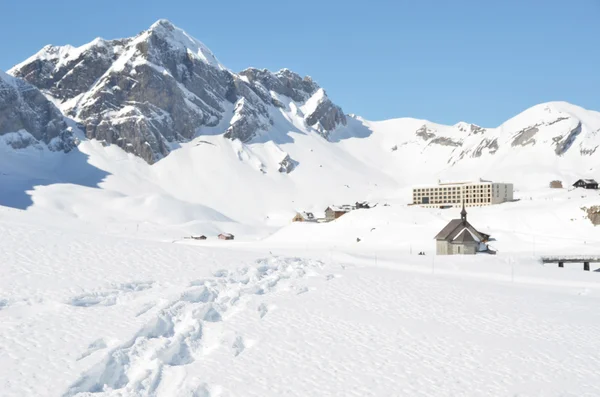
412 180 513 208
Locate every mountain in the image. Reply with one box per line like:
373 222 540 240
8 19 599 171
0 70 75 151
8 20 345 164
334 101 600 188
3 19 600 236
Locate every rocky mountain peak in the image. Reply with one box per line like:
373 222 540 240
142 19 224 70
149 18 176 30
7 20 347 164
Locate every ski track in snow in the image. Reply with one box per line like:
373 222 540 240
64 257 322 397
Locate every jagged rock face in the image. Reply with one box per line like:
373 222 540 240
304 95 346 137
239 68 319 103
9 20 347 163
10 39 131 102
0 71 74 151
224 98 272 142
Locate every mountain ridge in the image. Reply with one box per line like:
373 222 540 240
2 20 600 232
7 19 346 163
5 19 599 168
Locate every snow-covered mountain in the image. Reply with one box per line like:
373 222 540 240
2 19 600 237
336 101 600 188
8 20 345 163
6 19 600 170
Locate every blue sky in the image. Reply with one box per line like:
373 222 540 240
2 0 599 126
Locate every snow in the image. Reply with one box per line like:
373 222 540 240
299 88 326 116
2 173 600 396
0 69 19 87
8 39 108 75
4 26 600 393
2 205 600 396
149 19 225 70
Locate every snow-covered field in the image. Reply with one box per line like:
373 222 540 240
2 79 600 395
3 199 600 396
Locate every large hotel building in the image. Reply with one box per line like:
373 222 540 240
412 180 513 208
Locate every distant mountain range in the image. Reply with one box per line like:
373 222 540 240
4 19 600 168
2 19 600 232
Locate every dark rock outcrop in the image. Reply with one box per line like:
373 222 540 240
278 154 298 173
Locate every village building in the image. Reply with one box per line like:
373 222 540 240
324 205 355 221
292 212 316 222
190 235 207 240
355 201 371 209
549 180 563 189
218 233 234 240
412 179 513 208
434 205 492 255
573 179 598 189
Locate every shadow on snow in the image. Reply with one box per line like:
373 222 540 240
0 145 110 210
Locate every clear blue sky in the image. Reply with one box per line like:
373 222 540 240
2 0 599 126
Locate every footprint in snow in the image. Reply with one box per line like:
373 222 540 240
135 302 156 317
296 286 310 295
67 281 153 308
232 335 245 357
76 338 108 361
258 303 268 318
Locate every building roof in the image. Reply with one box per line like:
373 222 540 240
451 228 481 243
435 219 464 240
295 211 315 220
435 204 489 242
327 205 354 212
435 219 486 242
575 179 598 185
413 180 500 188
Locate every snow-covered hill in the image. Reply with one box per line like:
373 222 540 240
335 101 600 188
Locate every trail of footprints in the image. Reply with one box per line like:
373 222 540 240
68 282 154 308
65 257 326 396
